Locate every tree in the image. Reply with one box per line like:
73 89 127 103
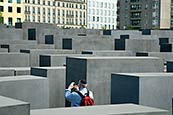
0 12 3 24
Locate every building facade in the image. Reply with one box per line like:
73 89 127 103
0 0 24 26
87 0 117 30
0 0 86 28
117 0 171 30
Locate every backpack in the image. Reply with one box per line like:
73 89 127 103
76 90 94 106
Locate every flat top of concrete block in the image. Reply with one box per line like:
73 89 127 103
0 95 28 107
82 50 132 53
0 75 47 82
31 104 167 115
67 56 160 60
0 67 30 71
32 66 66 70
21 49 75 52
112 73 173 78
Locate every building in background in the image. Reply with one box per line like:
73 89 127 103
117 0 171 30
87 0 117 30
0 0 24 26
0 0 86 28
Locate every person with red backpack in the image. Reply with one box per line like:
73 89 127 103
65 79 94 107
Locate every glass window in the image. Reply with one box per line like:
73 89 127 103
17 0 21 3
0 0 4 2
17 7 21 13
8 17 12 26
8 6 12 12
8 0 12 3
0 6 3 12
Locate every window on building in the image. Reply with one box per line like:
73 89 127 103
8 17 12 26
17 0 21 3
48 8 50 15
93 16 95 21
43 8 45 15
17 7 21 13
17 18 21 22
28 0 30 3
38 16 40 22
0 6 3 12
0 0 3 2
32 15 35 22
38 7 40 14
38 0 40 4
58 2 60 7
8 0 12 3
48 17 50 23
62 2 65 7
97 17 99 22
43 0 45 5
8 6 12 12
58 9 60 16
43 16 45 23
0 17 4 23
32 7 35 14
48 1 50 6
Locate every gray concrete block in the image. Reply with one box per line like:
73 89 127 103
82 50 134 56
111 73 173 115
31 67 66 108
0 67 30 77
0 75 49 109
66 56 164 105
0 53 30 67
40 54 90 67
31 104 168 115
0 95 30 115
20 49 76 66
126 39 160 52
148 52 173 62
0 48 8 52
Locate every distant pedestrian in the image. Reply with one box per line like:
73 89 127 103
65 79 94 107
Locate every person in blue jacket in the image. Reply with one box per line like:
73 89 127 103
65 79 94 107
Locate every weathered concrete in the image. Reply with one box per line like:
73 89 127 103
0 53 30 67
20 49 76 66
31 104 168 115
40 54 91 67
126 39 160 52
111 73 173 115
31 67 66 108
0 95 30 115
0 67 30 77
82 50 134 56
66 56 164 105
0 75 49 109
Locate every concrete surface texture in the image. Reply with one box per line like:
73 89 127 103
66 56 164 105
0 53 30 67
0 75 49 109
0 95 30 115
31 67 66 108
31 104 168 115
20 49 77 66
81 50 135 56
111 73 173 115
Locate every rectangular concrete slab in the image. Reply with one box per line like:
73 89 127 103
20 49 76 66
0 75 49 109
0 95 30 115
66 56 164 105
0 53 30 67
81 50 135 56
31 67 66 108
125 39 160 52
40 54 91 67
31 104 168 115
0 67 30 77
111 73 173 115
